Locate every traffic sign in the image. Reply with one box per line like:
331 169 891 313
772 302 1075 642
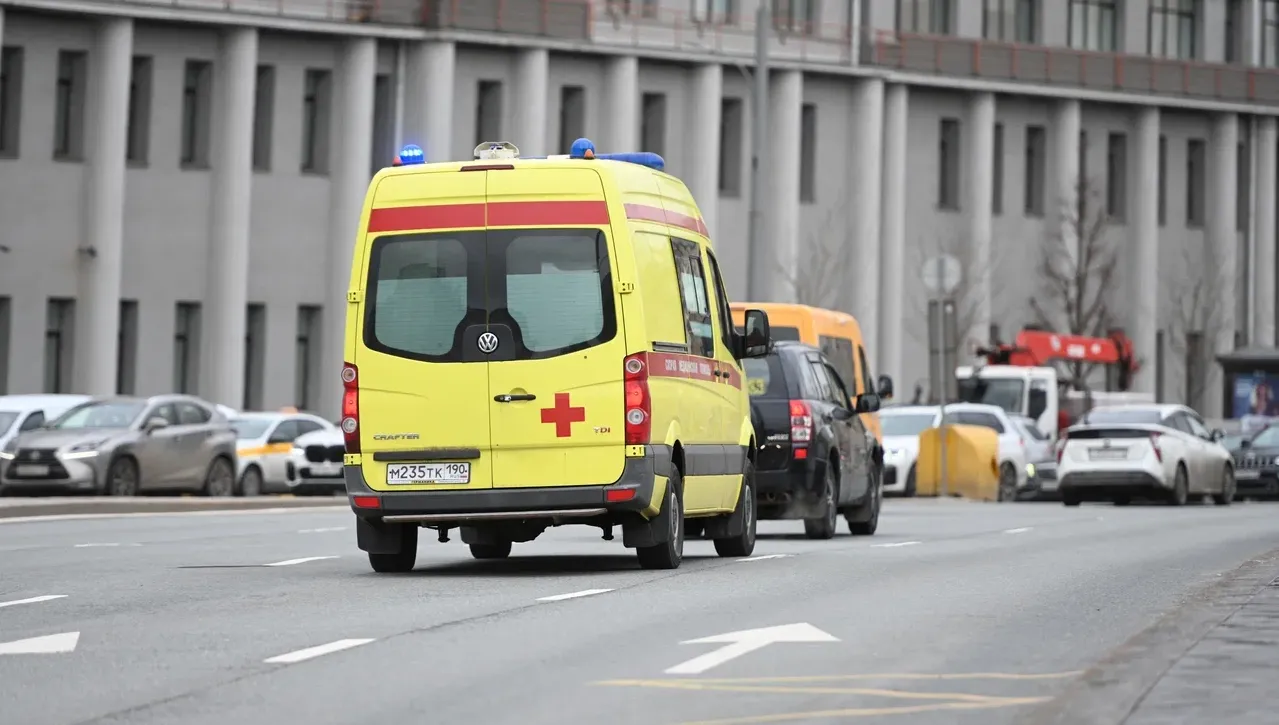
921 254 962 295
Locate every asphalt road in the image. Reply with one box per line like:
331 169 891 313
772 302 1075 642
2 497 1278 725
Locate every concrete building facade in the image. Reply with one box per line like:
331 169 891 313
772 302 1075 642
1 0 1278 419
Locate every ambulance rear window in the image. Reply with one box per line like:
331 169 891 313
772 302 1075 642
364 228 616 363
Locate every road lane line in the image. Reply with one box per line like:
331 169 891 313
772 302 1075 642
0 595 67 609
264 556 339 567
871 541 921 548
737 554 794 562
263 638 374 664
298 527 347 534
74 543 141 548
536 589 615 602
1003 527 1032 534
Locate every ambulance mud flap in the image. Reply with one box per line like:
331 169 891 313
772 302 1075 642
357 517 415 555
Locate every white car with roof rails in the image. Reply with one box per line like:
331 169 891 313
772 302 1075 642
878 403 1028 501
0 395 92 451
229 410 336 495
283 426 347 494
1056 404 1235 507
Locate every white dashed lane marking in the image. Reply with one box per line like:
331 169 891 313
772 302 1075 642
264 639 375 664
74 543 141 548
870 541 921 548
264 556 340 567
737 554 794 562
298 527 347 534
536 589 615 602
0 595 67 609
1003 527 1032 534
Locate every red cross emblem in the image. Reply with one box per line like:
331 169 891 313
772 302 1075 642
540 392 586 438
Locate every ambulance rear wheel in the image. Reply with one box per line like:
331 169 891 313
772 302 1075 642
368 524 418 573
637 473 684 570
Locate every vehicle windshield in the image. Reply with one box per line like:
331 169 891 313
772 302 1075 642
881 413 936 437
231 419 273 440
0 412 17 435
1249 426 1279 448
1016 419 1049 440
956 377 1025 414
1081 408 1163 426
50 401 146 430
742 355 788 398
1221 434 1246 450
770 326 801 342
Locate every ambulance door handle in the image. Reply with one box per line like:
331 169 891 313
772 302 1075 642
495 394 537 403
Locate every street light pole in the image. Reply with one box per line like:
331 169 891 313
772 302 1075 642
746 0 771 302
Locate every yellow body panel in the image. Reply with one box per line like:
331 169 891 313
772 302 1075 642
914 425 1000 500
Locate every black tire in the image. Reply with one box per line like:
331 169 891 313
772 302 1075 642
1212 466 1235 506
637 471 684 570
239 466 263 497
845 464 881 536
998 463 1017 502
904 465 917 498
201 457 236 497
1062 492 1081 507
369 525 418 573
470 541 512 559
1168 465 1189 506
803 462 839 540
1113 496 1131 506
714 461 758 557
106 456 140 496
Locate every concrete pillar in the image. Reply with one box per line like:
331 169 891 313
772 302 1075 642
879 83 908 388
1254 116 1277 347
766 69 803 302
964 91 995 348
1130 106 1160 395
403 40 454 162
1205 113 1240 418
513 48 548 156
605 55 638 152
0 8 5 78
849 78 884 358
321 38 376 420
686 62 722 238
73 18 132 395
201 27 258 410
1054 99 1082 261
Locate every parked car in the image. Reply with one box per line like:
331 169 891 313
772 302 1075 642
1056 404 1235 506
1230 423 1279 500
0 395 92 452
0 395 238 496
284 426 346 495
724 341 881 540
230 410 336 495
879 405 938 497
1010 415 1057 501
938 403 1029 502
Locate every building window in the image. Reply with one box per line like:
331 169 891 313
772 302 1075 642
1106 132 1127 221
252 65 275 171
719 97 743 197
983 0 1038 42
475 80 503 144
992 122 1004 215
641 92 667 156
897 0 952 34
558 85 586 155
0 296 10 394
244 304 266 411
800 103 817 203
1238 141 1250 232
44 299 75 394
938 117 960 210
0 47 24 158
697 0 736 24
117 300 138 395
53 50 87 161
180 60 212 168
775 0 818 34
174 302 201 394
1068 0 1117 51
1148 0 1198 60
1024 124 1046 216
301 69 332 174
1186 138 1206 227
1264 0 1279 66
295 306 320 410
126 56 153 165
1157 134 1167 225
1225 0 1243 64
1078 129 1088 219
370 73 393 176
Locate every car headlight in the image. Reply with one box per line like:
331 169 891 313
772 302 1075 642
62 439 108 460
1026 463 1036 478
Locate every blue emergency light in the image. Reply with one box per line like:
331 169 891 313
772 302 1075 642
568 138 665 171
396 144 425 166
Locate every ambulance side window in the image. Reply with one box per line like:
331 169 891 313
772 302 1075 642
704 248 735 355
670 238 714 358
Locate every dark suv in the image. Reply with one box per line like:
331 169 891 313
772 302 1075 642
731 341 882 538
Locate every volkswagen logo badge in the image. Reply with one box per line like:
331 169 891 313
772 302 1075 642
477 332 500 354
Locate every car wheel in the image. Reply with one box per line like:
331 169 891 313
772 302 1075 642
1212 466 1235 506
369 525 418 573
714 461 757 558
469 542 512 559
998 463 1017 502
804 463 839 540
845 465 881 536
239 466 263 497
106 456 139 496
1168 464 1189 506
904 465 917 498
1062 491 1081 507
1113 496 1131 506
637 470 684 569
202 457 235 497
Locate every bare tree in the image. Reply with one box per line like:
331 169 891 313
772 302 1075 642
1163 240 1227 410
776 207 850 309
906 233 1002 352
1027 178 1120 389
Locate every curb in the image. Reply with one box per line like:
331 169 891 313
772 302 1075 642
0 496 347 520
1013 546 1279 725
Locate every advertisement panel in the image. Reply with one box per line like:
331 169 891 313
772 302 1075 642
1231 372 1279 418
